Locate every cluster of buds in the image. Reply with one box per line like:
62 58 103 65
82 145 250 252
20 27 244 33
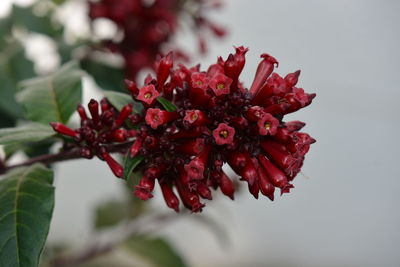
50 98 136 178
51 46 315 213
89 0 226 80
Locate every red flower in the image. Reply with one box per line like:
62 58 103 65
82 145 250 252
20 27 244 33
191 72 209 90
209 73 233 96
145 108 177 129
212 123 235 145
88 0 226 81
136 85 160 106
257 113 279 136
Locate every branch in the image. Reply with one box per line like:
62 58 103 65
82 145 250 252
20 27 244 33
49 211 187 267
0 142 133 174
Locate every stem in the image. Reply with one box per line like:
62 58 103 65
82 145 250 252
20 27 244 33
0 142 133 175
49 212 186 267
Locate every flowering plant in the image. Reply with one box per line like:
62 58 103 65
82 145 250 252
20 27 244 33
50 47 315 213
0 1 314 266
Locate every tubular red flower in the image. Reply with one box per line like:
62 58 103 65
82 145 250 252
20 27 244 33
233 46 248 79
175 138 205 155
212 123 235 145
229 116 248 129
77 104 88 121
261 140 296 173
248 179 260 199
284 70 301 88
145 108 178 129
101 152 123 178
50 122 79 138
88 99 100 125
249 53 278 95
217 171 235 200
114 104 132 128
191 72 209 90
109 129 127 142
130 137 144 157
136 85 160 106
157 52 173 90
196 182 212 200
209 73 233 96
257 113 279 136
258 155 293 195
184 146 211 180
246 106 265 121
258 167 275 201
134 173 155 201
240 156 258 186
100 98 111 112
160 183 180 212
176 180 204 213
228 152 248 173
125 79 139 96
286 121 306 132
183 110 209 126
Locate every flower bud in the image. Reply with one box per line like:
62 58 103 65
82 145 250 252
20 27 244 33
50 122 79 139
101 152 123 178
249 54 278 95
160 183 180 212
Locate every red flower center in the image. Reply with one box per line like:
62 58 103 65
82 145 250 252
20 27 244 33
220 130 229 138
191 113 199 121
144 92 152 99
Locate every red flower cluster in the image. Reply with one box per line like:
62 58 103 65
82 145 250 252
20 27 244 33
51 46 315 213
50 99 136 178
89 0 226 80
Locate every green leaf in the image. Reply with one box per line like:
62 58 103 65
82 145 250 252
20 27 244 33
124 235 187 267
157 97 177 112
16 61 83 124
94 200 129 230
0 123 55 146
0 41 35 121
51 0 67 5
81 59 125 92
11 4 62 36
103 91 143 113
0 17 12 46
0 164 55 267
123 155 144 180
126 171 142 191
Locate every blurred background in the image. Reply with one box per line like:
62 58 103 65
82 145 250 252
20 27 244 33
1 0 400 266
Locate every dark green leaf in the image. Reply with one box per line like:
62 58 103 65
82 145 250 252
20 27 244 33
123 155 144 180
81 59 125 92
16 61 83 124
124 235 187 267
103 91 143 113
0 123 55 146
0 41 35 121
0 164 55 267
157 97 177 112
0 113 16 128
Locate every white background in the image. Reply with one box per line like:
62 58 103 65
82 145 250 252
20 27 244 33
1 0 400 266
